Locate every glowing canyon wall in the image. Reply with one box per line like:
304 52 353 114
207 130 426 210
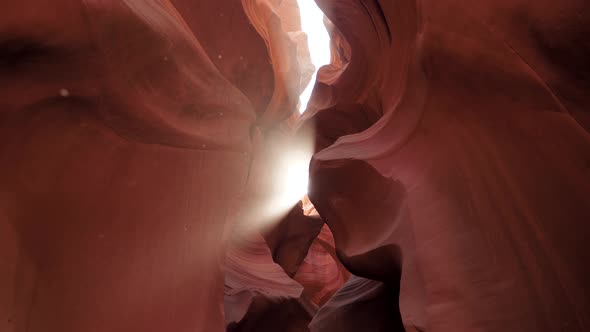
1 0 589 331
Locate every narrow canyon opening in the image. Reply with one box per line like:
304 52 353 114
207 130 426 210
296 0 331 114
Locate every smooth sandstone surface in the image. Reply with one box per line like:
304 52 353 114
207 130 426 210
305 0 590 331
1 0 589 331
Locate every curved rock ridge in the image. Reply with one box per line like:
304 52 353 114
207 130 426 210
292 224 351 307
241 0 314 127
84 0 257 151
309 276 405 332
303 0 590 331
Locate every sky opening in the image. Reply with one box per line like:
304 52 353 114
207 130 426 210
297 0 331 114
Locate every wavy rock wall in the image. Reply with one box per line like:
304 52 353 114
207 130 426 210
1 0 589 331
305 0 590 331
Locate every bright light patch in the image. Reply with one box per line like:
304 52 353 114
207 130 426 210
237 142 315 234
297 0 331 113
237 2 328 235
273 1 329 206
277 152 312 209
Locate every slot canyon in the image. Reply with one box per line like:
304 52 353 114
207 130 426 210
1 0 589 331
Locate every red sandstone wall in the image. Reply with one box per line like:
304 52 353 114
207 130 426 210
1 0 589 331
